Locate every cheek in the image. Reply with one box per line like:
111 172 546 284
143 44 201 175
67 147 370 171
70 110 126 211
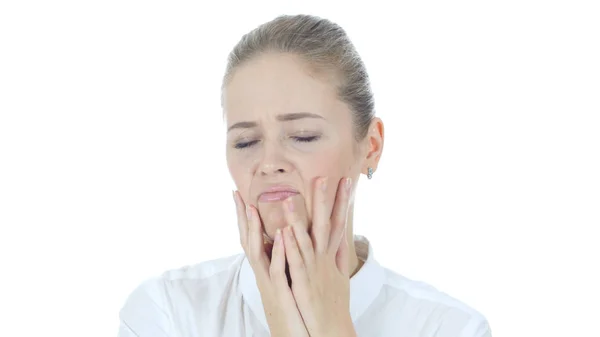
302 148 355 178
227 153 254 199
298 149 356 216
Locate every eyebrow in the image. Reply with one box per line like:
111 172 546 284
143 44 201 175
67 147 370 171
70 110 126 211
227 112 324 132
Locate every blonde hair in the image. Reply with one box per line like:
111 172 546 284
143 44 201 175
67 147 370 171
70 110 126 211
222 14 375 140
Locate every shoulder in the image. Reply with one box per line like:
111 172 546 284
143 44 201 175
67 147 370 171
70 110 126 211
118 253 245 337
381 268 491 337
159 253 245 282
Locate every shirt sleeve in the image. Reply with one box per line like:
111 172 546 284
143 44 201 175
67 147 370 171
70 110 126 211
118 278 172 337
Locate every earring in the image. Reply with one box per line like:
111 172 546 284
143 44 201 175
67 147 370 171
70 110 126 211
367 167 374 179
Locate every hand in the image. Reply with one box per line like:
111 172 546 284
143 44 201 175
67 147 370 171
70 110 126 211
281 177 357 337
233 191 309 337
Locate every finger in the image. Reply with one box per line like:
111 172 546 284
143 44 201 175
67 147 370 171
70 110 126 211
336 228 350 277
282 195 313 263
291 224 315 269
270 230 308 333
269 228 286 283
282 194 310 230
246 205 270 279
283 226 310 286
329 177 352 254
311 177 334 253
233 191 249 250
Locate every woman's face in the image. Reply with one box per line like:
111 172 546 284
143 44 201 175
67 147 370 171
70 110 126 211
223 53 374 238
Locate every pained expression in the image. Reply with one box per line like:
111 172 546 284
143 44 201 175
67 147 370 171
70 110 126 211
224 53 365 239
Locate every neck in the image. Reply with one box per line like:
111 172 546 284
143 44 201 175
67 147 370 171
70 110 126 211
346 204 363 278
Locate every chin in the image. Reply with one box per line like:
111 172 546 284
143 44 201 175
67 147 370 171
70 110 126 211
257 203 287 240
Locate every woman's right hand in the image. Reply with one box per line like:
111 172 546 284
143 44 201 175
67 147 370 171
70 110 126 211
233 191 309 337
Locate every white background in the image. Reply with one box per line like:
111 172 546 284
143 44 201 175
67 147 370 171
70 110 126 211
1 1 599 336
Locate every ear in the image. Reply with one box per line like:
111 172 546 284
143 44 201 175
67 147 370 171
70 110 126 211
361 117 385 176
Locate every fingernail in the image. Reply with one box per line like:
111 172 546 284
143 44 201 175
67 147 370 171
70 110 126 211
345 177 352 192
246 206 252 220
275 228 282 243
320 177 328 192
286 197 294 212
283 226 290 239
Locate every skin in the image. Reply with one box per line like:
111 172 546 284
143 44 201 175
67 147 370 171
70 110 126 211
224 52 384 336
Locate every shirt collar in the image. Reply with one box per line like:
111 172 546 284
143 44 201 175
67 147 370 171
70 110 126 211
239 235 385 330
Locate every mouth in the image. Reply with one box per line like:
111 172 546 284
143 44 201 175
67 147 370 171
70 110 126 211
258 186 299 202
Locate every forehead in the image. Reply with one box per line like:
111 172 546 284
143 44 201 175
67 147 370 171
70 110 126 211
223 53 344 121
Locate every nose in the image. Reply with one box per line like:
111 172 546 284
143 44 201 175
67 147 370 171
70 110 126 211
258 142 293 177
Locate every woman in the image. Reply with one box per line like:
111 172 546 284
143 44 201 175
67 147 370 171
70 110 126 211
118 14 491 337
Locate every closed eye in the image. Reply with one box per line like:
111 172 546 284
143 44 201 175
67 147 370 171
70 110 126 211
234 140 259 149
293 135 320 143
234 136 320 149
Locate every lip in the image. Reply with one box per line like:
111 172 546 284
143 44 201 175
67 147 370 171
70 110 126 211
258 185 299 202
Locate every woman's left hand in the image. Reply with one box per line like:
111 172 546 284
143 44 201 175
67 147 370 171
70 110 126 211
281 177 357 337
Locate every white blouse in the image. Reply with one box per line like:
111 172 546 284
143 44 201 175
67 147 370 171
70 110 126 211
118 235 491 337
